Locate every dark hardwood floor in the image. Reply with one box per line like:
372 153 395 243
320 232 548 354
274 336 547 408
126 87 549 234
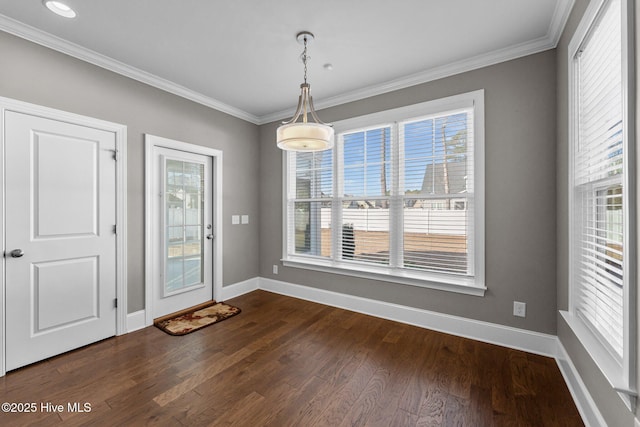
0 290 583 426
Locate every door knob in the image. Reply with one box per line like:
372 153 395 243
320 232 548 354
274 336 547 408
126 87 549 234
10 249 24 258
206 234 214 240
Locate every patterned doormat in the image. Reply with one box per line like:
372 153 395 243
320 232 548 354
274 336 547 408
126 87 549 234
154 301 241 336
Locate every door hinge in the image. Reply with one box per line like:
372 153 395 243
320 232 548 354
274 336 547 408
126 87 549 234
114 298 118 308
112 150 118 161
113 224 117 234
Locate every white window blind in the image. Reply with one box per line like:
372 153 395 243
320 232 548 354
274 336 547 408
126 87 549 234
342 126 392 264
401 112 473 275
287 149 333 259
572 0 624 357
284 91 484 293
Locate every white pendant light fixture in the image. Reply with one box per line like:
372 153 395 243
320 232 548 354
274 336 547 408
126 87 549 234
277 31 334 152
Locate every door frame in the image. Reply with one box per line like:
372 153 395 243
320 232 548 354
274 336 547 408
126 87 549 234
0 96 128 376
144 134 223 326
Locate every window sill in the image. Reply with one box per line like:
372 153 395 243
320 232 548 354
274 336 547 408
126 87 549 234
282 257 486 297
560 310 637 410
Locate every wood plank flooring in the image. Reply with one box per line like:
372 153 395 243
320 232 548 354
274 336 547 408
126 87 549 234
0 290 583 426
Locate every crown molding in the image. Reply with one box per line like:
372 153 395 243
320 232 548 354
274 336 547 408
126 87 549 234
0 14 261 124
0 0 574 126
261 0 576 125
260 35 555 124
548 0 576 47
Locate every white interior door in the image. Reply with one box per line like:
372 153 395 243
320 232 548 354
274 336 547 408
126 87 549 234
151 147 214 318
5 111 117 371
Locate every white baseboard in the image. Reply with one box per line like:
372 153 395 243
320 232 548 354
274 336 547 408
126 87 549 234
128 276 557 358
117 276 604 427
221 277 260 301
126 309 147 333
123 275 601 427
258 277 557 357
257 277 602 425
556 340 607 427
126 278 260 331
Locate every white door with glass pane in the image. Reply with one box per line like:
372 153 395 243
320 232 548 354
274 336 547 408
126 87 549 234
151 147 213 318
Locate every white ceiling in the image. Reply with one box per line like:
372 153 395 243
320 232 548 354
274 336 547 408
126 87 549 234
0 0 574 124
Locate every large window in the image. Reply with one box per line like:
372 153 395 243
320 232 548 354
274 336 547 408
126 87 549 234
564 0 636 408
283 91 485 295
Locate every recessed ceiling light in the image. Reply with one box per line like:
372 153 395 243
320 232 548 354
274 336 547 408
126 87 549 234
43 1 77 18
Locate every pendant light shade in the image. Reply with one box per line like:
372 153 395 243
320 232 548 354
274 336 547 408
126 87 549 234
276 32 334 152
277 122 335 151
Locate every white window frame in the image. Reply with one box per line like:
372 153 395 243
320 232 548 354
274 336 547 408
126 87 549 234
282 90 485 297
561 0 637 410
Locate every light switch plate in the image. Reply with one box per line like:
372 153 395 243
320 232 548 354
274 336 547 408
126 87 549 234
232 215 240 225
241 215 249 224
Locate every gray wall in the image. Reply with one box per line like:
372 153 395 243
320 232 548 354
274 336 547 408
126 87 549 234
259 50 558 334
556 0 639 425
4 3 639 423
0 31 260 313
7 9 638 423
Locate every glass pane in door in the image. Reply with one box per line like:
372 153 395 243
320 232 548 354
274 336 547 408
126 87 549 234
164 159 205 294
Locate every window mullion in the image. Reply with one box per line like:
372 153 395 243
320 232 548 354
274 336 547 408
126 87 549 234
333 135 344 261
466 110 476 277
620 0 636 391
310 158 319 256
389 122 402 268
286 152 296 258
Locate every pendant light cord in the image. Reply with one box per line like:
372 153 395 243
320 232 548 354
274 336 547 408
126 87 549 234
302 36 309 84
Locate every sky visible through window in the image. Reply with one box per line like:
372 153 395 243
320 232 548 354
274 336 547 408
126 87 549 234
336 112 467 197
294 111 468 199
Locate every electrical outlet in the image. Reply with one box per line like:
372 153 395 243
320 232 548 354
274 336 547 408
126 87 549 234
273 264 278 274
513 301 526 318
